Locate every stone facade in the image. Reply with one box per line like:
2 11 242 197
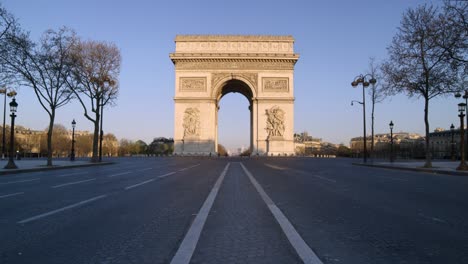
170 35 299 155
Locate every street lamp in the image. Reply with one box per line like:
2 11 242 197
389 120 394 163
351 74 376 163
456 103 468 170
450 123 455 161
0 89 16 159
4 98 18 169
455 91 468 158
70 119 76 161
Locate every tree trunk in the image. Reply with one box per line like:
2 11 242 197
46 110 55 166
423 97 432 168
91 104 100 163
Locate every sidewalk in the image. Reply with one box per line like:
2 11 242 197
353 160 468 176
0 158 113 175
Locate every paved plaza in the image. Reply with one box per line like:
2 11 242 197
0 157 467 264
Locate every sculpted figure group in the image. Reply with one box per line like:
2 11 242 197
265 106 285 137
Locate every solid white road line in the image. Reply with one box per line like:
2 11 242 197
56 172 89 177
0 178 39 185
17 194 107 224
124 179 156 190
158 172 176 178
0 192 24 199
240 163 323 264
108 171 132 177
51 178 96 188
170 163 230 264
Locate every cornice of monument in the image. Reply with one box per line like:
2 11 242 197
169 53 299 62
175 35 295 42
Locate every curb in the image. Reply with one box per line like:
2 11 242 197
352 162 468 176
0 162 115 176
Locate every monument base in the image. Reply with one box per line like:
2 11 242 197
267 137 295 156
174 139 215 155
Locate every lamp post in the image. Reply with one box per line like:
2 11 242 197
351 74 376 163
1 89 16 159
4 98 18 169
71 119 76 161
389 120 394 163
456 103 468 170
450 123 455 161
455 91 468 158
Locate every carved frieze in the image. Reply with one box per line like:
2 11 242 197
174 35 295 54
265 106 285 138
179 77 206 92
175 60 296 71
183 107 200 137
263 78 289 92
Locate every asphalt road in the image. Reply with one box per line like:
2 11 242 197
0 157 467 264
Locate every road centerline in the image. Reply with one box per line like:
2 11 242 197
240 162 323 264
170 162 230 264
17 194 107 224
51 178 96 188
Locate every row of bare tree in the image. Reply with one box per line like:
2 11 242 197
0 5 121 166
366 1 466 168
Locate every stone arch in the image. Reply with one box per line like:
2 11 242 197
170 35 299 156
211 73 258 102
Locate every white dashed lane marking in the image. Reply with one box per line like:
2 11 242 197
18 194 107 224
0 178 39 185
56 172 90 177
51 178 96 189
0 192 24 199
108 171 132 177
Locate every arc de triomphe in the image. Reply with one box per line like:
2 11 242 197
170 35 299 155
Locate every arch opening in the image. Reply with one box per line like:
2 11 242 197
216 79 254 156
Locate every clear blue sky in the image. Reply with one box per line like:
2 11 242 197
2 0 456 151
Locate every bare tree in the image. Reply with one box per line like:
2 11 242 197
0 4 20 87
382 4 464 168
367 57 385 160
68 40 120 162
1 27 76 166
441 0 467 65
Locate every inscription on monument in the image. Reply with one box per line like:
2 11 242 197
263 78 289 92
179 77 206 92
